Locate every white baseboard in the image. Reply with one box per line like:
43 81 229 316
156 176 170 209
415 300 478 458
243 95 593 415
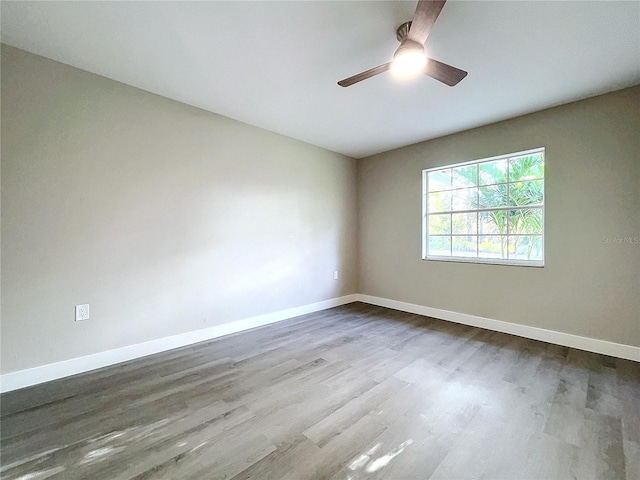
2 292 637 393
0 294 358 393
356 294 640 362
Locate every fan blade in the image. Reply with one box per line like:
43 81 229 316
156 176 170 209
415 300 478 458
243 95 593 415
337 63 392 87
408 0 446 45
424 58 467 86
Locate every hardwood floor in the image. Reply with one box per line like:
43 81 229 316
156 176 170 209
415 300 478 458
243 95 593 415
1 302 638 479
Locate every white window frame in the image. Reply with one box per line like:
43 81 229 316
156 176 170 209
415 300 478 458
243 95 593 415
422 147 545 267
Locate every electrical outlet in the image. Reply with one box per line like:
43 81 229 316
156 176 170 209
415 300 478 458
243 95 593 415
333 271 339 280
75 304 90 321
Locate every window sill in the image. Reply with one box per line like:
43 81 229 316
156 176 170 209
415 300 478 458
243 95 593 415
424 255 544 267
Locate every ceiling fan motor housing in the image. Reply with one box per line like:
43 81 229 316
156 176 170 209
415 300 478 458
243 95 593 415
396 21 413 42
393 38 424 60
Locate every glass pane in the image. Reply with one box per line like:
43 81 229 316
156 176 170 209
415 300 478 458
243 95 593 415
509 154 544 181
478 210 506 235
479 185 508 208
429 214 451 235
428 236 451 256
428 191 451 213
452 187 478 211
509 180 544 206
452 213 477 235
478 235 507 259
508 235 543 261
508 208 543 234
452 165 477 188
452 236 477 258
479 159 508 185
428 169 451 192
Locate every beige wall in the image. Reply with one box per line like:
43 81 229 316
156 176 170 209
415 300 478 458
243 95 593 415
1 46 357 373
2 45 638 377
358 86 640 347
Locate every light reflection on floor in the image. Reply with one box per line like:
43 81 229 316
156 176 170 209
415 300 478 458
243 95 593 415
347 439 413 475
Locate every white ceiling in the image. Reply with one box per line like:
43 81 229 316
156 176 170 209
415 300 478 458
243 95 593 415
2 1 639 158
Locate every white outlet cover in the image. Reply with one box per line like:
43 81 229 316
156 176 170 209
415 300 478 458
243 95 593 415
75 304 90 321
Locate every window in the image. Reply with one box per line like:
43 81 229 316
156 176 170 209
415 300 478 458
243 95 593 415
423 148 544 266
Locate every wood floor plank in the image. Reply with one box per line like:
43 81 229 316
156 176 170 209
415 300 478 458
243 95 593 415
231 434 320 480
303 376 408 448
1 302 638 479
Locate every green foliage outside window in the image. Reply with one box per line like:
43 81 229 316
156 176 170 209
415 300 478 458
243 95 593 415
425 150 544 264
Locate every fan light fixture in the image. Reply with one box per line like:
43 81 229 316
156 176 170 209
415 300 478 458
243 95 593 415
336 2 468 88
391 40 426 77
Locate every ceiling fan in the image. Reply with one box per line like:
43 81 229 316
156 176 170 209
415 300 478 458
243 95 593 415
337 0 467 88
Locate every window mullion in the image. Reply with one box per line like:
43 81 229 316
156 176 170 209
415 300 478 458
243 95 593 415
505 165 511 260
